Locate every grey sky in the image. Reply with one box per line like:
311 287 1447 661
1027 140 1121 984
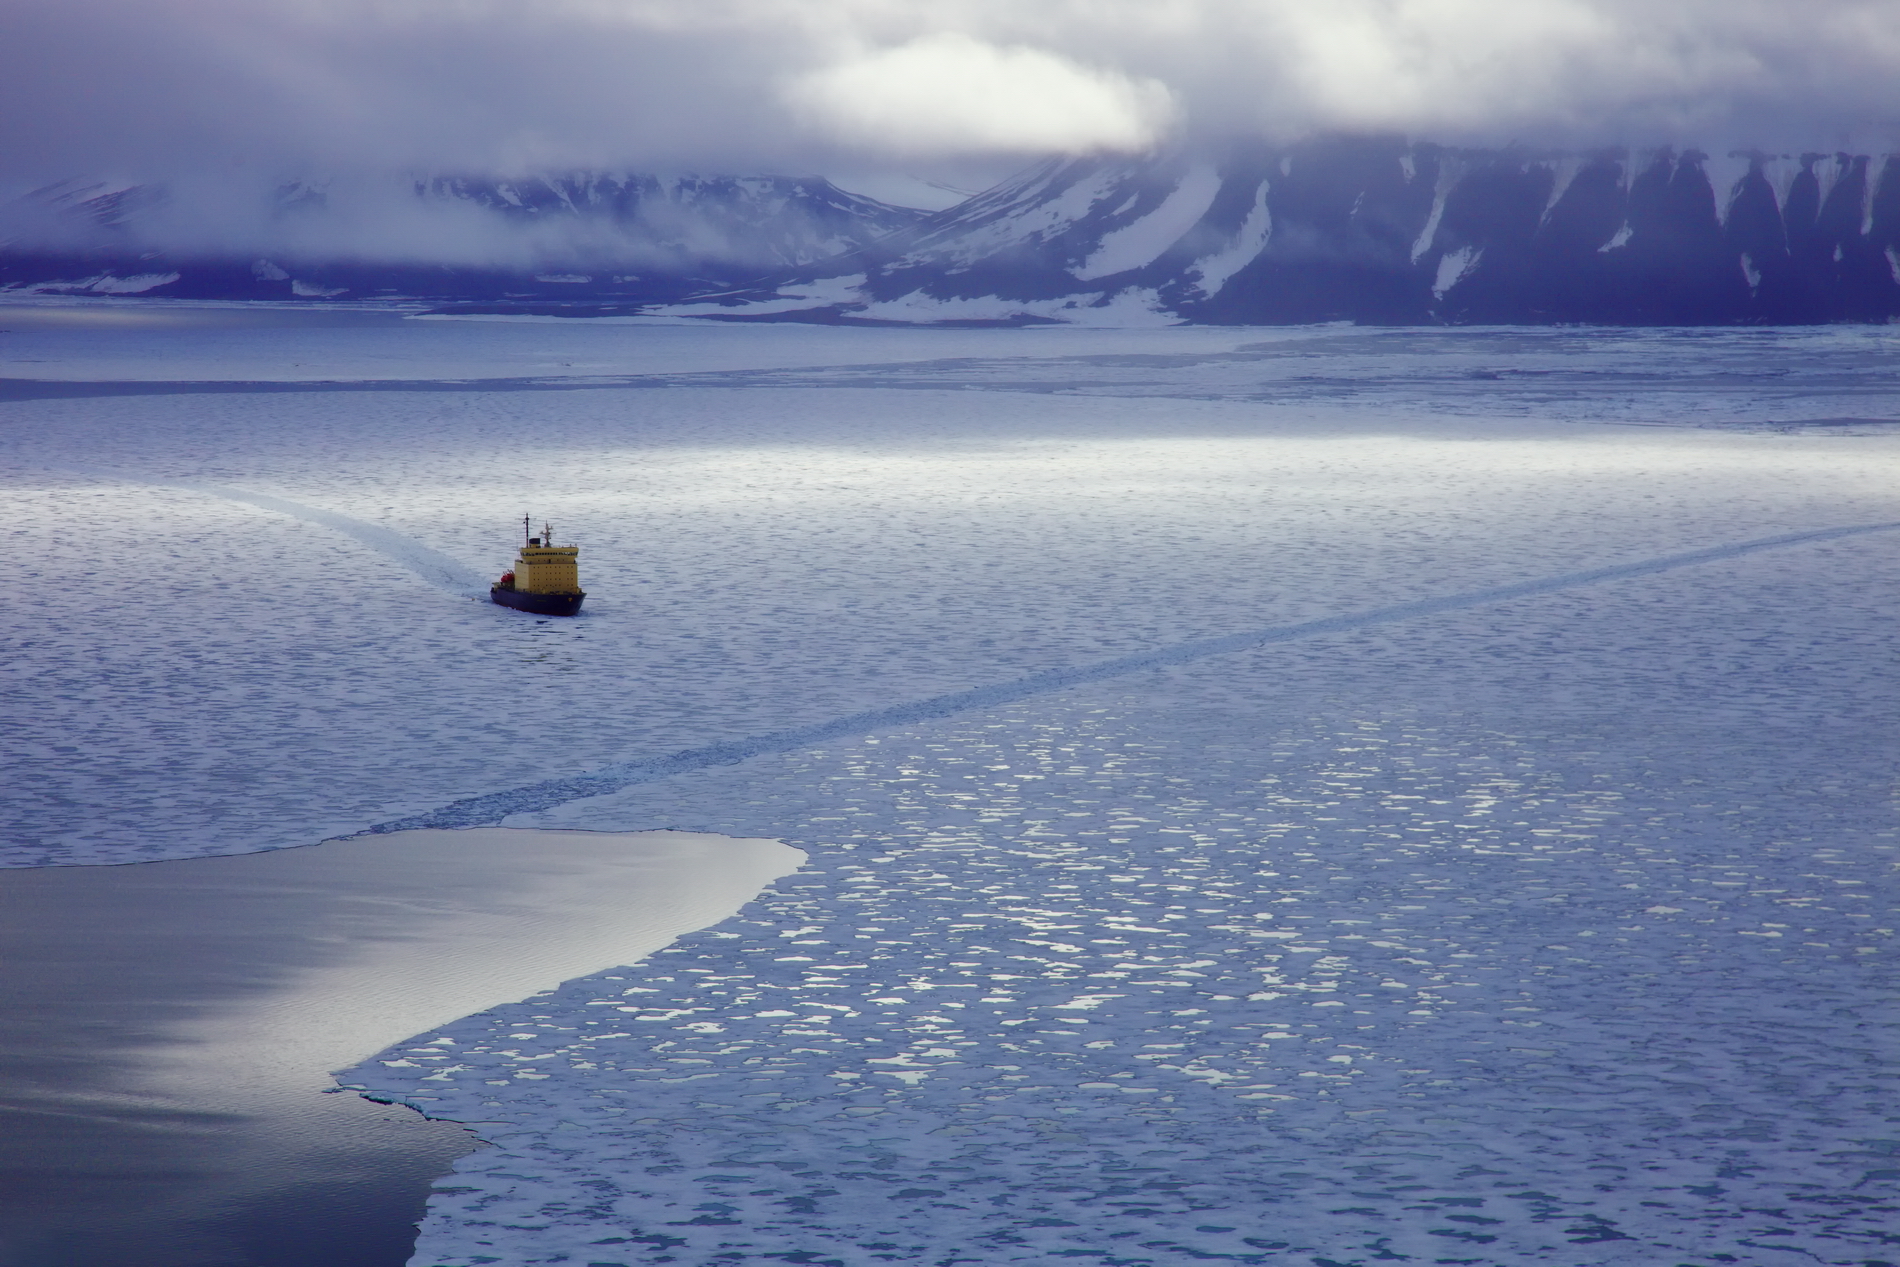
5 0 1898 189
3 0 1897 266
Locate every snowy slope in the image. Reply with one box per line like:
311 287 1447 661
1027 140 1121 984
675 141 1900 326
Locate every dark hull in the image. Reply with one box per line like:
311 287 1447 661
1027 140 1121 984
491 586 585 616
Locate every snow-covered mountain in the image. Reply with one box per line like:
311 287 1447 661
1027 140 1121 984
672 141 1900 325
408 173 923 274
10 143 1899 324
0 173 926 304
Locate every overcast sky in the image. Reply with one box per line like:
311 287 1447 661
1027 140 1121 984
6 0 1900 192
3 0 1898 265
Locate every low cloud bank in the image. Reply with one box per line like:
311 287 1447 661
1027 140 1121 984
1 172 925 274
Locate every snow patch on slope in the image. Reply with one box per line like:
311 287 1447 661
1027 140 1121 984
1187 181 1271 298
1411 173 1453 264
854 286 1178 327
12 272 180 295
1703 153 1755 228
1072 165 1222 281
1540 157 1588 223
906 167 1123 269
1433 246 1480 298
666 275 870 317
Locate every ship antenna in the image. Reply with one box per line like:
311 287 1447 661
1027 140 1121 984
523 513 531 545
544 520 554 545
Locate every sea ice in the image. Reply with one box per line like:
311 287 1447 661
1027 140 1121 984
3 309 1895 1265
357 530 1900 1265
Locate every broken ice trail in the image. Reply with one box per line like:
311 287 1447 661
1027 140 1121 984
367 518 1900 833
42 462 490 597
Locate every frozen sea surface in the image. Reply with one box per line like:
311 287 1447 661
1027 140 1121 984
2 305 1896 1265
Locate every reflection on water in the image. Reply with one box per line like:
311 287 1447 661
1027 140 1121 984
0 828 800 1267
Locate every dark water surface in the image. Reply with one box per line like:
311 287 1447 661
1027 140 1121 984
0 828 800 1266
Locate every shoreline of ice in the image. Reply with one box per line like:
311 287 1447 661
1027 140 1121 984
0 828 801 1265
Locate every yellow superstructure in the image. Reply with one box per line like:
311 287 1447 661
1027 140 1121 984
514 541 581 594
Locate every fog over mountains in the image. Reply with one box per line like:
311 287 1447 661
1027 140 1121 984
6 140 1899 325
0 173 926 306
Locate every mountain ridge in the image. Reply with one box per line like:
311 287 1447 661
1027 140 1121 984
670 141 1900 326
7 142 1899 325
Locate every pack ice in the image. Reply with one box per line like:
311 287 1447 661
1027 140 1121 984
2 314 1896 1266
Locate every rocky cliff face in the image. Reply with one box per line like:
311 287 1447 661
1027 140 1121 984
676 142 1900 326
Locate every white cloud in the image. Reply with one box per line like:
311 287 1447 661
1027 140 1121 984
786 34 1178 155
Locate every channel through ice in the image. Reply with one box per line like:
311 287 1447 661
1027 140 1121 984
2 316 1897 1265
